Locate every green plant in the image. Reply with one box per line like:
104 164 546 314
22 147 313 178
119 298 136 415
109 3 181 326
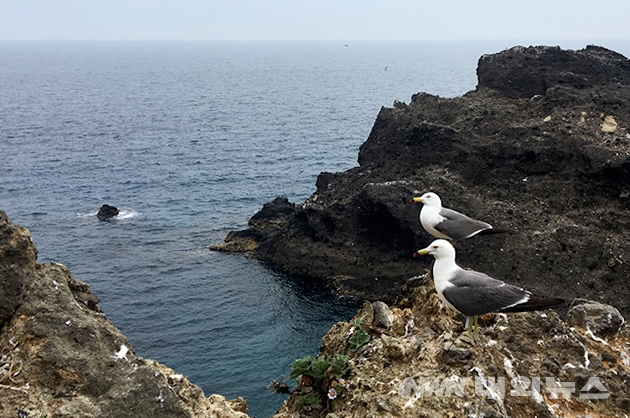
328 353 351 376
296 393 319 408
349 329 370 351
289 354 350 386
289 354 352 409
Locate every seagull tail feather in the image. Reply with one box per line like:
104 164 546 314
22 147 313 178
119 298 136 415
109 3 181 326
500 296 565 313
477 227 513 236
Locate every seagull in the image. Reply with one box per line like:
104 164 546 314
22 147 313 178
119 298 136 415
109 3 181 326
415 239 564 332
410 192 510 241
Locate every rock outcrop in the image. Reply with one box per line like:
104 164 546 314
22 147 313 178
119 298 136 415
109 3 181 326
0 211 250 418
272 279 630 417
262 44 630 418
214 45 630 318
97 204 119 221
476 45 630 99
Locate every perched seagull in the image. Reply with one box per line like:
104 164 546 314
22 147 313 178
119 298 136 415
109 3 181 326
415 239 564 332
410 192 510 241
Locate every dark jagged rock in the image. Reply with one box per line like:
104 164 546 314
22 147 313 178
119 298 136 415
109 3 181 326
249 197 295 226
97 204 120 221
210 198 295 253
477 45 630 99
215 45 630 318
0 211 250 418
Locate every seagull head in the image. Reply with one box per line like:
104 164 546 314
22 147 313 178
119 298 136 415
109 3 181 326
410 192 442 207
414 239 456 260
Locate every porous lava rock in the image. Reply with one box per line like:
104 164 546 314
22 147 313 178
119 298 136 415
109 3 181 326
477 45 630 99
272 279 630 418
566 300 626 337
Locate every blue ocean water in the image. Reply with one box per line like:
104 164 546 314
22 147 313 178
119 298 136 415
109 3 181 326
2 40 628 417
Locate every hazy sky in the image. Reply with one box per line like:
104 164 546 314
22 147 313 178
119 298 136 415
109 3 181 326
1 0 629 42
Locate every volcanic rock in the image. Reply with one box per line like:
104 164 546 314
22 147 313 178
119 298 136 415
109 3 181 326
476 45 630 99
566 300 626 337
0 211 37 326
273 280 630 418
0 210 250 418
215 45 630 318
97 204 120 221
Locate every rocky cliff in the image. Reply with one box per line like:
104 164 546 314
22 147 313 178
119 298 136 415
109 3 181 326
214 45 630 319
272 282 630 417
5 44 630 418
0 211 250 418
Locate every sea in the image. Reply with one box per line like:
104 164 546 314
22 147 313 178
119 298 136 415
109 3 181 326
2 39 628 417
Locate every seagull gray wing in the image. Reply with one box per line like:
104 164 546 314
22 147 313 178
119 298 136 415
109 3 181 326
434 208 493 240
441 269 530 317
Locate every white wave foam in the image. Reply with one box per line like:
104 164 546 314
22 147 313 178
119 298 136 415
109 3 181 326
115 209 140 220
76 210 99 218
76 208 140 220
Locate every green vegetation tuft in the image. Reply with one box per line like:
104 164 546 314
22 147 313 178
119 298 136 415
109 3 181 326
349 329 370 351
296 393 319 408
289 354 350 386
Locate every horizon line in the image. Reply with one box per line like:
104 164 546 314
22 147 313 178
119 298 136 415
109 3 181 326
1 37 629 43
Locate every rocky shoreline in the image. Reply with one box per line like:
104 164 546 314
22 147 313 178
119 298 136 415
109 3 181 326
3 44 630 417
0 211 250 418
213 45 630 320
2 205 629 417
217 44 630 416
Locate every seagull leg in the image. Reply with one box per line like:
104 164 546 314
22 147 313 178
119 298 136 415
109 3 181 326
466 315 479 333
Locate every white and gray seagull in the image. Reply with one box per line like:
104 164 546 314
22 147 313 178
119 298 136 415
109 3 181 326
415 239 564 332
410 192 510 241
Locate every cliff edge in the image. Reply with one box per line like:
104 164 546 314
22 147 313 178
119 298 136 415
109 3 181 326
0 211 250 418
272 282 630 417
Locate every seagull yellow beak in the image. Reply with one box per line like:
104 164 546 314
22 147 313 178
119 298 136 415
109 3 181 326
410 197 423 203
413 248 430 257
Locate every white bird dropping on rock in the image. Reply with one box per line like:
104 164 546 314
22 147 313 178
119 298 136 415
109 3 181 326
113 344 129 360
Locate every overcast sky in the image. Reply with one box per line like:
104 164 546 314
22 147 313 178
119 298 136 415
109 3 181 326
1 0 629 42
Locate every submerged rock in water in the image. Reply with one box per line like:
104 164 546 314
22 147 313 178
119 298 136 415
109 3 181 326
0 210 250 418
97 204 120 221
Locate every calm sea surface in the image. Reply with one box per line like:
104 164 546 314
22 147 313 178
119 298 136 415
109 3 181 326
2 40 627 417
